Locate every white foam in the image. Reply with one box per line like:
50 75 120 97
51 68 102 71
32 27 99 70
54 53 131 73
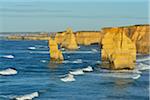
95 73 141 79
60 48 65 51
132 74 141 79
108 69 142 74
96 61 101 64
69 69 84 75
137 63 150 71
28 47 36 50
15 92 39 100
2 55 14 59
136 56 150 62
82 66 93 72
29 51 49 54
77 46 80 49
91 49 98 52
63 59 82 64
60 74 75 82
62 51 94 54
0 68 17 75
72 59 82 63
40 60 47 63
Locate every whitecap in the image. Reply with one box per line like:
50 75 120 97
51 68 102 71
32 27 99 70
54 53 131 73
132 74 141 79
77 46 80 49
72 59 82 63
60 74 75 82
106 69 142 74
60 48 65 51
96 61 101 64
136 56 150 62
14 92 39 100
136 63 150 71
62 51 94 54
92 73 141 79
28 47 36 50
82 66 93 72
62 59 82 64
0 68 17 76
29 51 49 54
69 69 84 75
40 60 47 63
91 49 98 52
2 55 14 59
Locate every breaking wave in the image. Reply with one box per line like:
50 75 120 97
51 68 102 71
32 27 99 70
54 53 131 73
136 56 150 62
0 68 17 76
91 73 141 79
62 59 82 64
136 63 150 71
28 47 36 50
1 55 14 59
12 92 39 100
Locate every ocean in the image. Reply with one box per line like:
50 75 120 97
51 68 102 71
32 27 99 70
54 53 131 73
0 40 149 100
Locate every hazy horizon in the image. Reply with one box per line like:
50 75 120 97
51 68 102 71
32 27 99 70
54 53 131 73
0 0 149 32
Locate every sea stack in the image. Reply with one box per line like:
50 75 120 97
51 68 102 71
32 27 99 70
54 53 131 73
61 28 78 50
101 27 136 70
48 37 64 61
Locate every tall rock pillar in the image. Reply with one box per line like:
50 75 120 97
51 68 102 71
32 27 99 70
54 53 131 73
101 28 136 70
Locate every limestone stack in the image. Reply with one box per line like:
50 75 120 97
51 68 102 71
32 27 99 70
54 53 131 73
61 28 78 50
101 24 150 54
54 32 66 44
48 37 64 61
101 27 136 70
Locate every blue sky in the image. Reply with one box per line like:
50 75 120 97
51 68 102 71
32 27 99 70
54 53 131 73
0 0 149 32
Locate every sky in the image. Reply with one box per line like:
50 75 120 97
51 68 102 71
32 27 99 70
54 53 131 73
0 0 149 32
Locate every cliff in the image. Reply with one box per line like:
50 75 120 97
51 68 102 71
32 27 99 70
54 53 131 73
102 27 136 69
61 28 79 50
48 37 64 61
75 31 104 45
101 24 150 54
7 33 49 40
55 31 103 45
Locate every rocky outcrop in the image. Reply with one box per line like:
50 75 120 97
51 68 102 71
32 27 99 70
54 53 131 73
101 24 150 54
54 32 66 44
55 31 103 45
75 31 103 45
61 28 79 50
102 27 136 70
48 37 64 61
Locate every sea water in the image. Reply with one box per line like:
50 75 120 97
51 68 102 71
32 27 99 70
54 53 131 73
0 40 149 100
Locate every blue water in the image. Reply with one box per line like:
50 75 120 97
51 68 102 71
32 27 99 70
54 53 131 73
0 40 149 100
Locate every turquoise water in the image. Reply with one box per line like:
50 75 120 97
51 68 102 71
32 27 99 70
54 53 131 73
0 40 149 100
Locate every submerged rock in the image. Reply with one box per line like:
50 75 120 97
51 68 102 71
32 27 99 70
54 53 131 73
101 27 136 70
48 37 64 61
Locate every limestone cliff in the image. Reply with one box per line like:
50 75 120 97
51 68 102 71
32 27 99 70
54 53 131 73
75 31 103 45
101 24 150 54
7 33 49 40
54 31 103 45
102 27 136 69
48 37 64 61
61 28 78 50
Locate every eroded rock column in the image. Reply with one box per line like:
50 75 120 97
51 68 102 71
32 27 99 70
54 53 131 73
49 37 64 61
101 27 136 70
